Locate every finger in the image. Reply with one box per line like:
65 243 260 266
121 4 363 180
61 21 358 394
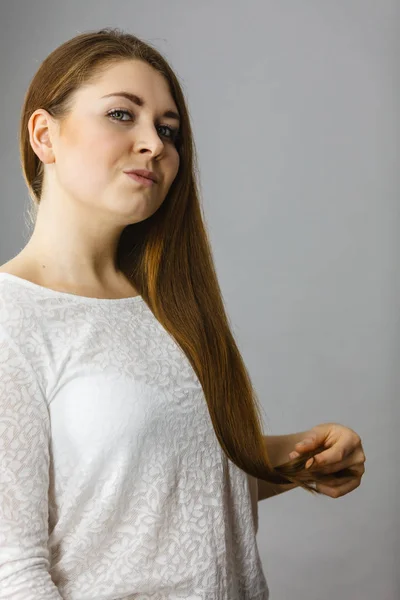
311 455 360 475
289 437 317 460
288 451 300 460
294 437 316 450
311 447 347 469
290 438 318 460
314 474 355 488
315 478 360 498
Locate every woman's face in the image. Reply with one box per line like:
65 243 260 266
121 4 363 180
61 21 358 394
32 59 181 226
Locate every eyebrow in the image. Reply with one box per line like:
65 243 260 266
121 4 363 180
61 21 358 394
101 91 181 123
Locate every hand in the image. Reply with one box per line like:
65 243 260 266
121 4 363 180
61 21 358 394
288 423 366 498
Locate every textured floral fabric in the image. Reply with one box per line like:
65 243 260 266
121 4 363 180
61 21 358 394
0 273 269 600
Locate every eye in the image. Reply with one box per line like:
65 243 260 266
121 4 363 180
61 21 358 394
107 109 133 123
107 109 180 143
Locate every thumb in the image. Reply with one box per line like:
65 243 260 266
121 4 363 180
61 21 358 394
295 433 318 449
288 433 319 461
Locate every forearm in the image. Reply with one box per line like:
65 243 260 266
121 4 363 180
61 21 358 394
257 431 309 501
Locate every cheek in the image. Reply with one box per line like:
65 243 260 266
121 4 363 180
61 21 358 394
167 152 180 186
60 131 116 189
61 153 107 197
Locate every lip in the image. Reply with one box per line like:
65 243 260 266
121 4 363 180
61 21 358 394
125 172 156 187
124 169 158 183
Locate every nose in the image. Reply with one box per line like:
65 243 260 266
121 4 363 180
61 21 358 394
134 125 165 157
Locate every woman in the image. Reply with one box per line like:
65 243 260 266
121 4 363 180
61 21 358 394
0 28 365 599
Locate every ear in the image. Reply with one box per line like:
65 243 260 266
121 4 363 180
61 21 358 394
28 109 57 164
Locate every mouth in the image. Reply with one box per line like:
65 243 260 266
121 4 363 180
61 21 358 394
123 169 158 183
124 172 156 187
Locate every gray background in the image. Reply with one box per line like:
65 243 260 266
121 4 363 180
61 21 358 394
0 1 398 599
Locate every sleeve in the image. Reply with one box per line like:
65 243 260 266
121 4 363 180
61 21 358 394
0 325 63 599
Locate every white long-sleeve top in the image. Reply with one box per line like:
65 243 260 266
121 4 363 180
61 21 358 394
0 272 269 600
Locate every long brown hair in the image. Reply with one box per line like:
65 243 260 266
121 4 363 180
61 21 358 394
19 27 322 495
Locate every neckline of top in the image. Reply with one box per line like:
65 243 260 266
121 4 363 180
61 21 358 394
0 272 143 305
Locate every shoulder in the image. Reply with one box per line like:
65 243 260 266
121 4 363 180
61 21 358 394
0 257 36 278
0 261 49 391
0 258 41 325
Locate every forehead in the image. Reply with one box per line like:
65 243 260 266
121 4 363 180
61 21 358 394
77 59 177 109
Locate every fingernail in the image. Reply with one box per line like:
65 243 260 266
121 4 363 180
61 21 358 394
305 458 314 469
298 438 313 446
